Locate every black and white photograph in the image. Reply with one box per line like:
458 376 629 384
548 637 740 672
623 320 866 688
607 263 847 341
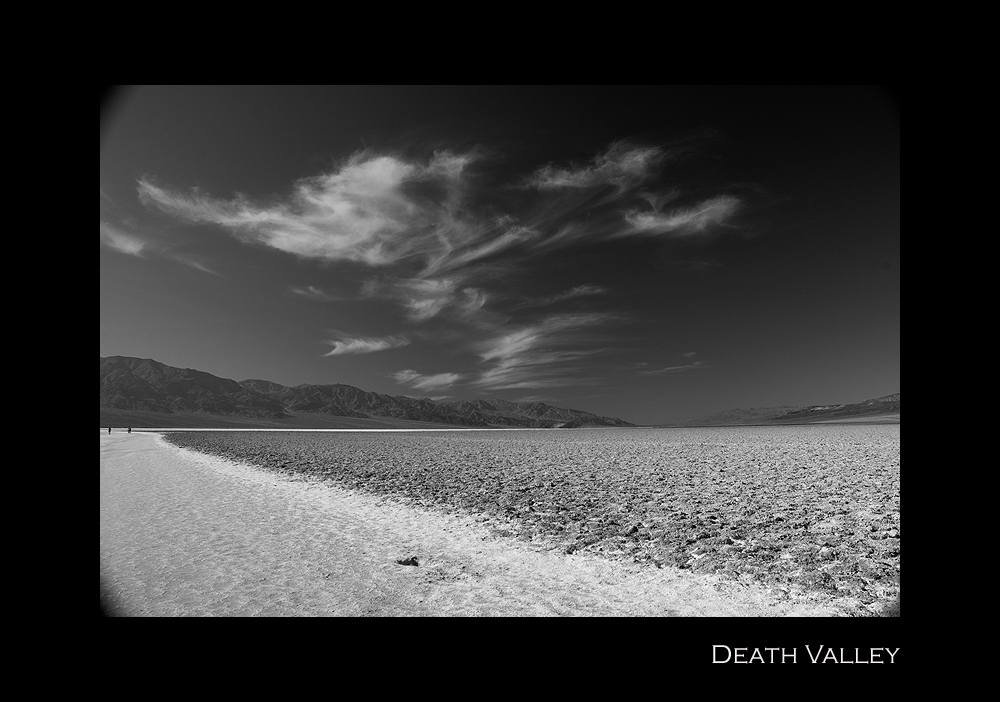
100 86 899 622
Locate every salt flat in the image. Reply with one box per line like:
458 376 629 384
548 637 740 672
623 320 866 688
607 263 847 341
100 431 850 616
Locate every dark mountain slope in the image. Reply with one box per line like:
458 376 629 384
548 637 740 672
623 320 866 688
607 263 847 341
100 356 634 428
101 356 287 418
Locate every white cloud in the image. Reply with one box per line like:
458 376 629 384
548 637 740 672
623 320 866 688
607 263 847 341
322 334 410 356
528 142 665 190
290 285 346 302
625 195 740 236
167 253 221 276
137 143 745 330
139 145 743 277
640 188 681 211
362 274 496 324
473 313 615 390
101 220 220 275
636 360 705 376
138 144 742 290
137 150 491 272
425 224 536 276
399 277 459 322
100 222 147 256
521 284 607 308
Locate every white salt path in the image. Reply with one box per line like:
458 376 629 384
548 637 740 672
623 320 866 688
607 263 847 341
100 432 848 617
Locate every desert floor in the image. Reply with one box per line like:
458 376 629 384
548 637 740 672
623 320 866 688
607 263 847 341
100 431 852 616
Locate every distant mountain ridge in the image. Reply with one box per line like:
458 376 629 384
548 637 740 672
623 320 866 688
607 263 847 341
100 356 633 428
691 392 900 426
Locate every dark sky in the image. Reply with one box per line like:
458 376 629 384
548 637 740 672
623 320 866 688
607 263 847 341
100 86 899 424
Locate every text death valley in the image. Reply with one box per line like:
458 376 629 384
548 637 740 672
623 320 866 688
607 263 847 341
712 646 899 664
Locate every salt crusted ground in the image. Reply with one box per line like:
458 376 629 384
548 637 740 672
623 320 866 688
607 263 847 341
100 431 858 616
163 426 900 610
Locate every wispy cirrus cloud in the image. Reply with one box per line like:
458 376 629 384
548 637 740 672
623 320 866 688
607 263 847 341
167 253 221 276
625 195 741 237
101 222 148 256
362 274 498 325
137 142 743 286
322 333 410 356
527 142 666 191
138 150 544 329
514 145 743 255
101 220 220 274
473 313 618 390
518 283 607 309
137 141 746 390
138 150 516 274
391 277 461 322
636 360 706 376
290 285 347 302
393 369 464 390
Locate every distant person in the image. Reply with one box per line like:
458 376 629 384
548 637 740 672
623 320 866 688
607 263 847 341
127 427 131 434
108 427 111 434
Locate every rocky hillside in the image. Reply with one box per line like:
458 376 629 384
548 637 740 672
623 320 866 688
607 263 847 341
100 356 633 428
100 356 287 418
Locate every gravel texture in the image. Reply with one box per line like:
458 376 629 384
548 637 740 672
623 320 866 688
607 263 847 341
163 425 900 612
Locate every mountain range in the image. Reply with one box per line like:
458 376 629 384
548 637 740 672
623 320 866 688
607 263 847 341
100 356 898 429
688 393 900 426
99 356 634 429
